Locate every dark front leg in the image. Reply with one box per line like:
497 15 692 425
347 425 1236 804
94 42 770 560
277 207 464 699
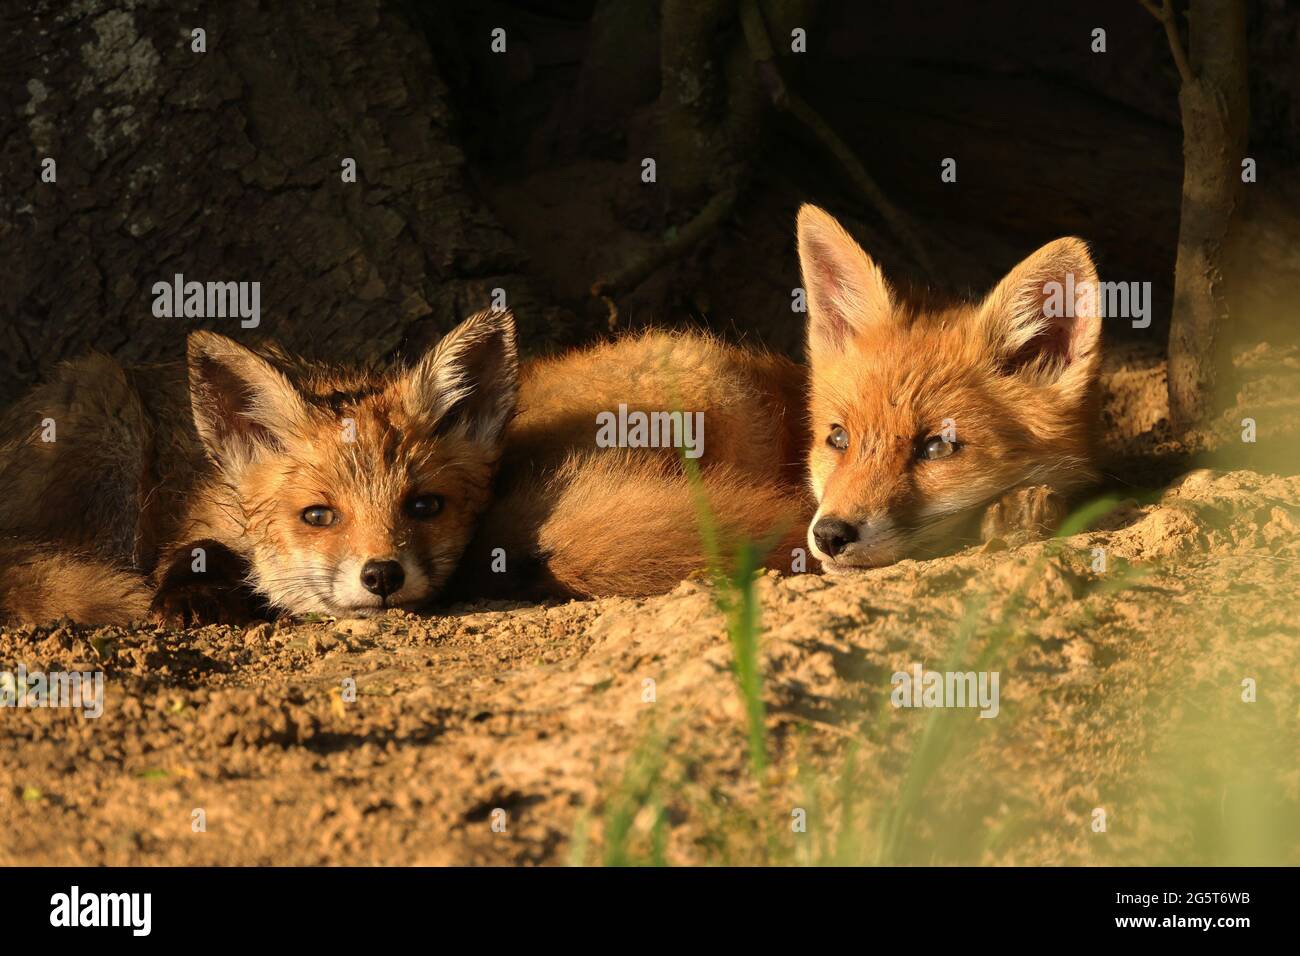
979 485 1069 544
149 540 267 627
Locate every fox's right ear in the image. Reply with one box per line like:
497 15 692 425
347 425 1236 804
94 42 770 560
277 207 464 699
975 237 1101 395
187 332 312 466
797 204 895 360
402 309 519 447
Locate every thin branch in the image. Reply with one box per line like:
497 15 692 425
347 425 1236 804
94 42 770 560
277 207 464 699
738 0 937 279
590 183 742 325
1138 0 1196 86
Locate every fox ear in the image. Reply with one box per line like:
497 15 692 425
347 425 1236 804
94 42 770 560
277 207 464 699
977 237 1101 388
797 204 895 360
187 332 312 465
403 309 519 446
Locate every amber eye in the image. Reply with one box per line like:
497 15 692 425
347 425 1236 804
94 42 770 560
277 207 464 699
919 436 958 461
301 505 337 527
406 494 444 520
827 425 849 452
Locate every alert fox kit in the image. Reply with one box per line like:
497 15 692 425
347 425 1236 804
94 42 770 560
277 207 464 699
0 207 1102 625
0 311 518 626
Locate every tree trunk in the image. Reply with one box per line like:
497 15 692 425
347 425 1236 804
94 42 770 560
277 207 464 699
659 0 769 210
1167 0 1249 427
0 0 541 407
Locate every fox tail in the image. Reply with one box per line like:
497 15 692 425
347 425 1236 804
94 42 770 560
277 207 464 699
0 541 152 627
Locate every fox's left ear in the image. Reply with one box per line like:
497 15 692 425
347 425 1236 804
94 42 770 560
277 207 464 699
977 237 1102 394
188 331 313 467
796 204 896 361
402 309 519 446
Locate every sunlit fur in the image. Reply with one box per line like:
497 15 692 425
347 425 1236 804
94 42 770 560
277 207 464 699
798 205 1102 570
450 331 813 600
0 310 518 624
191 376 502 616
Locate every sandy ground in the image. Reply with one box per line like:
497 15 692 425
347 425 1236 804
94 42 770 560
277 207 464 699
2 348 1298 866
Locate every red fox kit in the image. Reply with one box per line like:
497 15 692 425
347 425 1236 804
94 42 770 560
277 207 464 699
0 209 1104 619
796 205 1103 570
450 331 813 600
0 310 518 625
453 206 1102 600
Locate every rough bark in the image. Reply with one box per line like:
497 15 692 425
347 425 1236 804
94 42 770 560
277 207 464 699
659 0 766 209
1163 0 1250 426
0 0 541 407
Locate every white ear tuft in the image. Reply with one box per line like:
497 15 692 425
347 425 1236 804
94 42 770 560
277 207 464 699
404 309 519 446
977 237 1101 383
187 331 312 467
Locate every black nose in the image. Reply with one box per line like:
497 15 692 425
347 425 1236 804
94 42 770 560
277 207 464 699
360 559 405 597
812 517 858 557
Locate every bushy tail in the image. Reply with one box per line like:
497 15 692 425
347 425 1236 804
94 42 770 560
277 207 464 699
461 451 814 600
0 542 152 627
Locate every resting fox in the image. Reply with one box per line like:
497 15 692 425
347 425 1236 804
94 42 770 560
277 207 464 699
0 310 518 625
452 205 1102 598
795 205 1103 570
0 206 1102 621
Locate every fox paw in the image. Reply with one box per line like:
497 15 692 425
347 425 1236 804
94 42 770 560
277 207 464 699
980 485 1067 544
148 581 261 628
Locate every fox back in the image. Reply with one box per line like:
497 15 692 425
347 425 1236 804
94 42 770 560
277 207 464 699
450 330 813 600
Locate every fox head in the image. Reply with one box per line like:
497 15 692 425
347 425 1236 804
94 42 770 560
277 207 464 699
186 309 518 616
797 205 1103 570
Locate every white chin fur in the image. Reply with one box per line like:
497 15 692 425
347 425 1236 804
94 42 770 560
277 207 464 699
821 554 890 573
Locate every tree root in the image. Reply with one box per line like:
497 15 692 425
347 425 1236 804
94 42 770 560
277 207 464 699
590 0 936 325
590 182 742 328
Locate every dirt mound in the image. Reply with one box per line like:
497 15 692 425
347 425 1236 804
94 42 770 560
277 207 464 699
2 350 1298 865
1 464 1295 865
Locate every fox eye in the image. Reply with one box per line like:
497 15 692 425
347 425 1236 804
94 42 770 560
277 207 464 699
301 505 337 527
406 494 444 520
919 436 958 461
827 425 849 452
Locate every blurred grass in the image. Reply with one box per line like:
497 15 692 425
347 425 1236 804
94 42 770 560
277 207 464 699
575 488 1298 866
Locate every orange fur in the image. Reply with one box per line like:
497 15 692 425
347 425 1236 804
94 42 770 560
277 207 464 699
0 311 518 625
450 331 814 600
796 205 1103 569
0 543 152 627
0 208 1108 620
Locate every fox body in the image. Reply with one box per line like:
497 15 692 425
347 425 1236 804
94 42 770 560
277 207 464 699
0 310 518 625
0 206 1104 621
450 331 814 600
450 203 1102 599
450 208 1102 600
795 205 1103 570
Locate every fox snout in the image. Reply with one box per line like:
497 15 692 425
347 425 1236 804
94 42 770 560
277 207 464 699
808 510 899 568
328 552 430 614
811 516 857 558
360 559 405 597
